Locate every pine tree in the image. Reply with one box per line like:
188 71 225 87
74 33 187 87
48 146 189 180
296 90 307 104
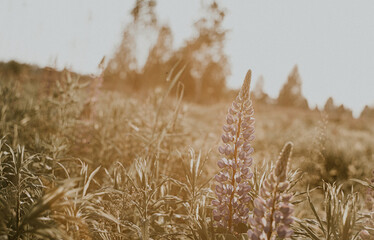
277 65 309 109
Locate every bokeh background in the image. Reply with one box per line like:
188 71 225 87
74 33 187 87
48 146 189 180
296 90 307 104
1 0 374 115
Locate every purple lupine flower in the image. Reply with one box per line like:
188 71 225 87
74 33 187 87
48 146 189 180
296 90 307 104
248 142 294 240
213 70 255 232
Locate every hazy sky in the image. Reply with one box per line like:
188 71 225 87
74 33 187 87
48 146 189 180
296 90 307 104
1 0 374 116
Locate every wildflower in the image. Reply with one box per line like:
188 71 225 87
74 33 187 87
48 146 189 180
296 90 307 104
213 70 255 231
248 142 294 240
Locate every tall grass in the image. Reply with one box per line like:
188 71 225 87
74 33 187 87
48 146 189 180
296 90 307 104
0 67 373 240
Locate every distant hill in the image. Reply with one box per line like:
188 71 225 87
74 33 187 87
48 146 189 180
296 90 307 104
1 60 372 120
0 60 95 95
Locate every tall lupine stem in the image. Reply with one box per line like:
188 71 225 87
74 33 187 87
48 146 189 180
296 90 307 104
248 142 294 240
212 70 255 232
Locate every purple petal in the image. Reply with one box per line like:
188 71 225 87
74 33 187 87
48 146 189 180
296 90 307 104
226 115 234 124
238 151 246 160
222 124 231 132
218 145 225 154
217 159 226 168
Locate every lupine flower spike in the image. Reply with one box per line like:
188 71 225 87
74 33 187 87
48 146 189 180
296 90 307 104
212 70 255 232
248 142 294 240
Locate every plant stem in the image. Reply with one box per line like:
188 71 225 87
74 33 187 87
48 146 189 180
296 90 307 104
228 103 243 231
266 182 279 240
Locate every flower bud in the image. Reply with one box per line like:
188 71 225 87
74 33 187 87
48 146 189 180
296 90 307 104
238 151 246 160
222 124 231 132
279 203 294 217
217 159 226 168
229 107 237 115
218 145 226 154
254 207 264 217
277 225 293 238
226 115 234 124
278 181 289 192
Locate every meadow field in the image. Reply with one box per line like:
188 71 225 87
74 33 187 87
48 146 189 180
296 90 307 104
0 63 373 239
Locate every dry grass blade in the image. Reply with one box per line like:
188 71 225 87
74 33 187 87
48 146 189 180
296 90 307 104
295 182 363 240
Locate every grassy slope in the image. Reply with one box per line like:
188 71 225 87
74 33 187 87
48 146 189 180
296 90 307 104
180 98 373 183
1 67 373 238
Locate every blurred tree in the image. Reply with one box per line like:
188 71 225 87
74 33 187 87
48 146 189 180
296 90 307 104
104 0 158 91
324 97 353 120
277 65 309 109
104 0 230 102
131 0 157 26
360 105 374 119
173 1 230 102
141 26 174 88
252 75 270 104
336 104 353 118
324 97 335 112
